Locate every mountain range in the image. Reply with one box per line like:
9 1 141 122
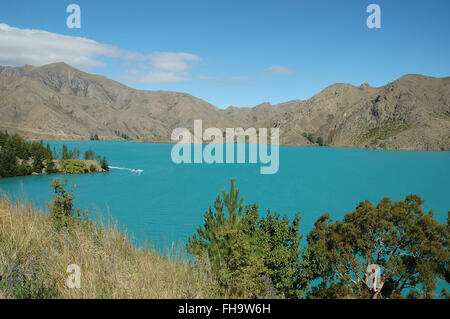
0 62 449 150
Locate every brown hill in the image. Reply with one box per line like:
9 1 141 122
0 63 448 150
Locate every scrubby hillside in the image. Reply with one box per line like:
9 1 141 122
0 63 449 150
0 197 219 298
269 75 450 150
0 179 448 299
0 63 234 141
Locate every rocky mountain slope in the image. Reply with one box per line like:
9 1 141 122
0 63 448 150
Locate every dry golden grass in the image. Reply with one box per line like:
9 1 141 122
0 198 221 299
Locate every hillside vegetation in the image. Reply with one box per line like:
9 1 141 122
0 179 448 299
0 194 220 298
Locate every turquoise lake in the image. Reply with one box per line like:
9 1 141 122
0 141 449 253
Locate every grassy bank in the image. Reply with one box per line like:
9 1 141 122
0 198 221 299
1 179 447 299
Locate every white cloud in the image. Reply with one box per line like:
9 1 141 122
127 52 204 84
150 52 201 74
0 24 295 86
196 75 215 82
261 65 294 76
126 71 187 84
0 23 146 70
0 23 205 84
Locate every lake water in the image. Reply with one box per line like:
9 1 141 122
1 141 449 252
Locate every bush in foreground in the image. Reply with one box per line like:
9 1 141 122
0 178 448 299
302 195 449 299
188 180 449 299
187 179 303 298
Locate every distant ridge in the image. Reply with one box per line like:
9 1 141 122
0 63 449 150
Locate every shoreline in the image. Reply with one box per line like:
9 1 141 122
35 139 449 152
0 159 107 180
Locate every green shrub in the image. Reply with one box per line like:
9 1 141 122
47 179 88 229
89 164 97 172
307 133 316 144
17 162 32 176
302 132 326 146
45 160 59 174
61 159 88 174
317 136 325 146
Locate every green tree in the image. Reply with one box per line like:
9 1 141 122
317 136 325 146
62 144 69 160
258 211 302 297
187 179 303 298
100 156 109 171
0 150 18 177
45 159 58 174
48 179 87 229
0 130 8 148
32 153 44 173
17 162 32 176
45 144 53 161
7 134 30 159
0 132 63 177
84 148 95 160
302 195 449 299
0 133 60 177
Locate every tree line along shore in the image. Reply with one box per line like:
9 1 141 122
0 131 109 178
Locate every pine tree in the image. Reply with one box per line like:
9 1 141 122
0 133 59 177
100 156 109 171
187 179 303 298
0 150 18 177
32 152 44 173
62 144 69 160
84 148 95 160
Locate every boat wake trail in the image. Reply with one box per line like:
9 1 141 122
109 166 144 174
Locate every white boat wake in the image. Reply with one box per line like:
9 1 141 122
109 166 144 174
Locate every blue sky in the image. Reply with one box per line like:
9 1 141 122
0 0 449 108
